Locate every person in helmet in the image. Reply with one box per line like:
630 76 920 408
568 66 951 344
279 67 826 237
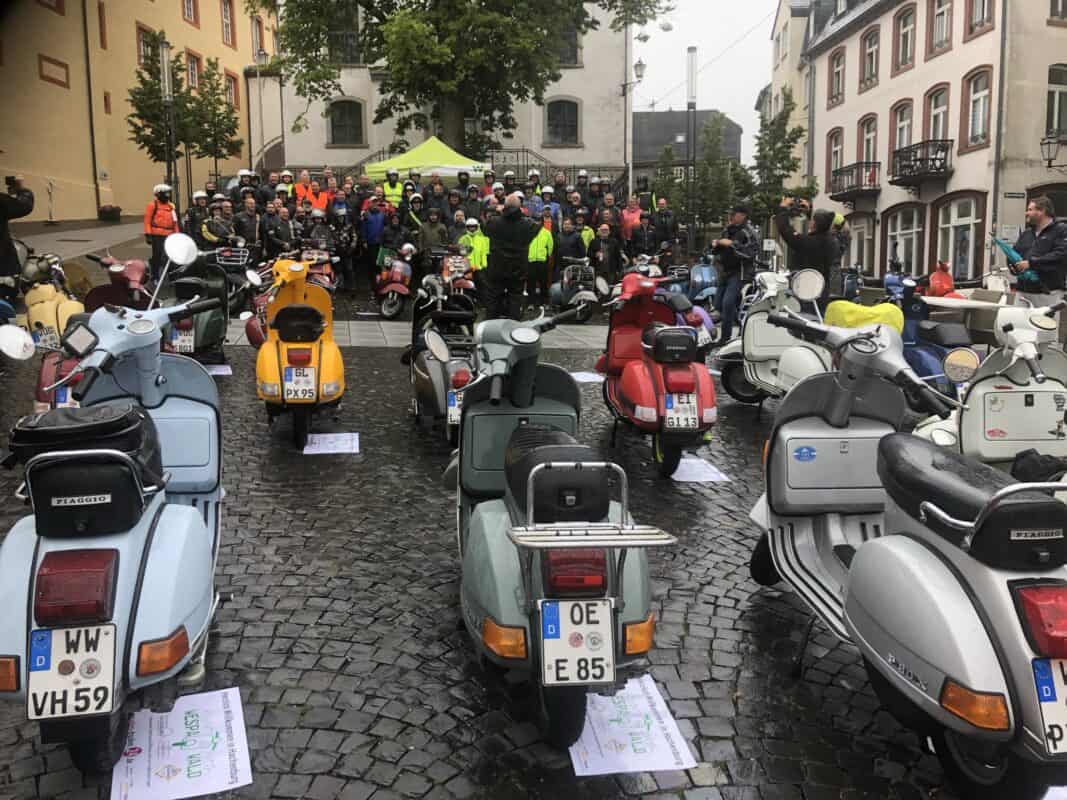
502 170 519 195
586 176 604 212
461 184 483 224
202 200 233 247
279 169 294 187
446 187 463 221
540 186 561 229
403 193 425 235
527 168 542 195
484 193 541 320
305 207 335 249
383 169 404 207
458 217 490 304
552 171 568 197
576 169 591 206
407 170 423 196
144 183 179 279
480 168 496 198
483 182 507 219
229 168 254 206
184 190 211 247
418 207 449 278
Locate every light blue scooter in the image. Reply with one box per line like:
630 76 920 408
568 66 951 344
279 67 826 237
0 233 229 775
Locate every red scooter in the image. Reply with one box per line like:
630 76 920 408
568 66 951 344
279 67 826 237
594 272 717 477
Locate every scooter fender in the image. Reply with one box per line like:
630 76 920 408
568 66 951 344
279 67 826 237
714 337 744 364
382 283 411 296
318 341 346 400
844 535 1014 740
0 517 40 699
255 342 282 401
777 345 831 392
571 290 598 306
56 299 84 334
412 351 449 417
619 361 660 431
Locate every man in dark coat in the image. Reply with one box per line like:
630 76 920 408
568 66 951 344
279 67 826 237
483 194 540 320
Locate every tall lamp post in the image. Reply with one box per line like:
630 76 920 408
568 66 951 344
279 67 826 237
254 48 268 175
621 57 646 198
158 38 180 216
685 46 697 254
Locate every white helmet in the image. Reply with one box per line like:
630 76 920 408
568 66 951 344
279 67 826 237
192 190 208 200
541 186 554 195
492 182 505 191
311 208 325 218
238 169 253 178
280 169 293 178
153 183 173 194
578 169 589 178
400 243 417 257
529 169 540 177
504 170 516 178
514 191 526 200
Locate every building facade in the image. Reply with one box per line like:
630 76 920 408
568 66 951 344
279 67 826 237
769 0 817 184
0 0 272 222
280 9 629 179
803 0 1067 279
631 109 742 193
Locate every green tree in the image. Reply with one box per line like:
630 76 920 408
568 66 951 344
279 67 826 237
191 58 244 182
748 88 817 227
126 30 198 168
247 0 673 151
694 114 734 227
651 145 679 208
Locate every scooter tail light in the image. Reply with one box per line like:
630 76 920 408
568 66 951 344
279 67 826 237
664 367 697 395
34 550 118 627
450 367 472 389
287 348 313 366
482 617 526 659
137 626 190 677
684 311 703 328
1016 584 1067 658
542 548 607 597
175 318 194 331
939 679 1010 731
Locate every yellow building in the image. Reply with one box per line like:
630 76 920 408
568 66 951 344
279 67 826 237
0 0 276 222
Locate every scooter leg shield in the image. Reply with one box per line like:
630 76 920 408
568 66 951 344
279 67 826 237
0 518 41 700
844 535 1013 740
777 346 831 393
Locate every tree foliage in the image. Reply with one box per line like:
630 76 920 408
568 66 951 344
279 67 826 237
748 88 817 226
694 114 734 227
246 0 674 151
126 30 198 164
191 57 244 180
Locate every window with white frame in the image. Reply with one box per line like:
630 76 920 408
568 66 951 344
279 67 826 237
968 71 990 145
929 89 948 139
897 9 914 67
938 197 981 278
970 0 991 30
1054 0 1067 19
895 104 913 150
1048 64 1067 137
252 16 262 54
182 0 198 24
836 0 847 15
861 117 878 162
862 31 879 85
830 52 845 103
781 21 788 59
220 0 234 46
187 53 201 88
830 130 843 173
886 207 924 275
225 73 238 106
933 0 951 49
852 220 874 274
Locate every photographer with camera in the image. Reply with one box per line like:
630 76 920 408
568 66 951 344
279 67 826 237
0 175 35 278
774 196 838 305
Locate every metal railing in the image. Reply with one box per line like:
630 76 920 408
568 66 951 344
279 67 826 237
829 162 881 197
890 140 954 183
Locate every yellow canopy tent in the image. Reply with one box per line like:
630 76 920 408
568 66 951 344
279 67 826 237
364 137 488 183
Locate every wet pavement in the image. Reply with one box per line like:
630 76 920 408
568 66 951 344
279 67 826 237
0 327 970 800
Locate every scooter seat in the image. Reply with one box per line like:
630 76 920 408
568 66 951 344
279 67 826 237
878 434 1067 570
917 320 971 348
665 293 692 314
641 324 697 363
430 309 477 325
271 304 325 343
503 425 610 524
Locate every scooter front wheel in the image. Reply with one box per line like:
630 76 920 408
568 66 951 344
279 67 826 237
720 362 766 405
537 684 587 749
652 434 683 478
932 727 1058 800
380 292 404 319
67 710 129 774
292 409 310 450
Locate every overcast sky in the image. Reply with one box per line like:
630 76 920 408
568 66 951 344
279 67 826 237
633 0 779 164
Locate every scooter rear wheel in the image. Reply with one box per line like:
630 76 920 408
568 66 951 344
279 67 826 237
292 410 310 450
380 293 404 319
652 434 683 478
720 362 766 405
68 710 129 774
750 532 781 586
537 684 587 749
574 304 592 324
932 727 1057 800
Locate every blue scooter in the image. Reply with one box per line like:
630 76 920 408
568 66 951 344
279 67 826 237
664 249 718 309
0 233 225 775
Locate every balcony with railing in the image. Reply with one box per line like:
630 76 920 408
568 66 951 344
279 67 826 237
889 140 955 187
829 162 881 202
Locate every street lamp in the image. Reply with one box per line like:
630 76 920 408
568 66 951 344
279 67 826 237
622 57 646 198
1041 135 1067 170
255 48 268 176
686 46 697 253
158 38 180 215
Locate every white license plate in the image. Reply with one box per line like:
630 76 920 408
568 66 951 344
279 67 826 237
1032 659 1067 754
54 386 78 409
284 366 317 400
665 393 699 429
540 599 615 686
447 390 463 425
696 326 712 347
171 328 196 354
33 327 61 350
27 625 116 720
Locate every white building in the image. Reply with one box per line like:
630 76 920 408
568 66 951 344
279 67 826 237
793 0 1067 279
278 10 629 180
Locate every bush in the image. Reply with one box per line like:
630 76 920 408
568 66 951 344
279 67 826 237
97 205 122 222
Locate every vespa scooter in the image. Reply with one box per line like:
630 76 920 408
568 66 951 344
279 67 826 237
19 254 85 350
376 243 416 319
0 232 226 775
434 308 676 749
252 254 345 448
749 311 1067 799
549 257 606 323
595 272 717 477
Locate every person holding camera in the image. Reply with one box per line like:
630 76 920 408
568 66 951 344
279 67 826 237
0 175 34 278
774 196 838 304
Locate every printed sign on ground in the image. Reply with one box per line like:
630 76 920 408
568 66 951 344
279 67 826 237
303 432 360 455
671 457 731 483
570 371 606 383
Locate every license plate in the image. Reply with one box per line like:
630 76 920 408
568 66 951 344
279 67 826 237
171 328 195 354
32 327 60 350
540 599 615 686
665 393 699 429
696 326 712 347
54 386 78 409
447 390 463 425
284 366 316 400
1032 659 1067 754
27 625 116 720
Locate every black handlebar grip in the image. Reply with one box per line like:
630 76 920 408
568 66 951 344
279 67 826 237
1050 300 1067 315
1025 357 1047 384
186 297 223 316
85 253 103 264
767 313 810 333
71 368 100 403
916 384 954 419
489 375 504 406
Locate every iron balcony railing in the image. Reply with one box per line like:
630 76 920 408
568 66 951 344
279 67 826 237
829 162 881 199
890 140 955 185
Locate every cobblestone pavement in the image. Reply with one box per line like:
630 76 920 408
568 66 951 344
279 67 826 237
0 341 967 800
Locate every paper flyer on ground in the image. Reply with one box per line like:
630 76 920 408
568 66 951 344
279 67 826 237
110 687 252 800
203 364 233 376
570 674 697 776
303 432 360 455
672 458 731 483
570 371 605 383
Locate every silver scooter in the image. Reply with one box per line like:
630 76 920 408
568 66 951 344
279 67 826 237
749 311 1067 799
0 234 231 775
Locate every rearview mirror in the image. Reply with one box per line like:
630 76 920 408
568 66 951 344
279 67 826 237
942 347 980 384
245 269 263 287
164 233 199 267
424 329 450 362
791 269 825 302
595 277 610 296
0 325 35 360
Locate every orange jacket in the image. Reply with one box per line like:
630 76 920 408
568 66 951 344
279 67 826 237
305 190 329 211
293 183 312 203
144 200 179 236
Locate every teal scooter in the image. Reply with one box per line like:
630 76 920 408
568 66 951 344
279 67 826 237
435 309 676 749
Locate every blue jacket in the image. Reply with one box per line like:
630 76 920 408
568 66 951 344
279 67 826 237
361 209 386 246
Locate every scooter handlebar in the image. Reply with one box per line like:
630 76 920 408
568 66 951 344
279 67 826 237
1024 355 1047 384
489 374 504 406
1048 300 1067 315
896 370 954 419
169 297 223 323
767 313 828 342
535 304 585 331
85 253 104 264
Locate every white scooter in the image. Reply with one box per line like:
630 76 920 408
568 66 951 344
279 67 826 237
749 311 1067 799
713 269 832 404
0 234 228 774
913 300 1067 467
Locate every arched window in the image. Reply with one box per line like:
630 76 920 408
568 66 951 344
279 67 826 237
328 100 365 146
545 99 580 146
933 191 986 279
1048 65 1067 137
883 203 926 276
927 0 952 57
893 5 916 74
826 127 844 185
858 114 878 162
960 66 992 151
828 47 846 107
890 100 914 153
860 27 879 89
925 85 950 140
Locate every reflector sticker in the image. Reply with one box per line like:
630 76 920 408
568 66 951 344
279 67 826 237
542 602 560 640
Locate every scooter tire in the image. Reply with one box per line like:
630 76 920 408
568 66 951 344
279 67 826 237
931 727 1059 800
380 293 404 319
653 434 683 478
537 684 587 750
447 423 460 448
720 362 766 405
292 410 310 450
68 711 129 774
750 532 781 586
574 304 592 324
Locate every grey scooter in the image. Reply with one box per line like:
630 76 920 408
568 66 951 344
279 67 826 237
435 308 676 749
749 311 1067 798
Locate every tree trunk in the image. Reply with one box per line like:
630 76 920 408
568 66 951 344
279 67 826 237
438 97 466 152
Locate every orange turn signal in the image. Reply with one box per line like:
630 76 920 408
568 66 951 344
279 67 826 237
481 617 527 659
137 627 190 677
940 679 1010 731
625 614 656 655
761 440 770 468
0 656 19 692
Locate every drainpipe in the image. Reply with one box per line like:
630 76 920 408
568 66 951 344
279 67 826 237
81 0 102 212
989 0 1009 267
